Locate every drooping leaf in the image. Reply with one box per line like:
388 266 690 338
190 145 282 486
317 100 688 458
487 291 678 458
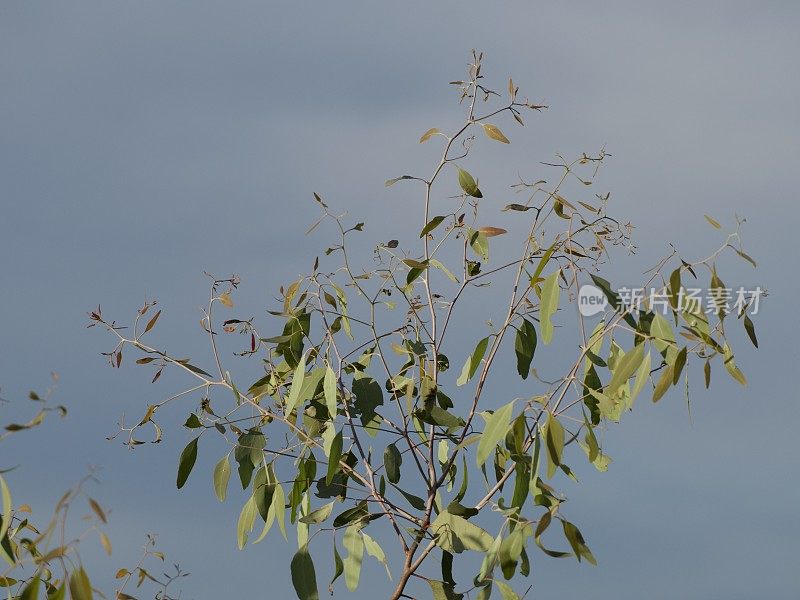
539 270 560 344
494 580 521 600
543 412 564 479
514 318 537 379
324 365 338 418
326 430 343 485
273 482 287 540
68 567 93 600
652 365 674 402
291 546 320 600
213 454 231 502
743 315 758 348
562 520 596 565
285 354 308 414
629 350 652 407
0 475 11 544
362 532 391 579
476 401 515 467
330 542 344 591
722 344 747 386
176 437 199 489
343 525 364 591
20 577 41 600
236 496 257 549
47 582 67 600
607 343 645 398
650 312 676 355
384 443 402 484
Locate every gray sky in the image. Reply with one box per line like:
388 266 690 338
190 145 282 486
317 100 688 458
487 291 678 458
2 2 799 598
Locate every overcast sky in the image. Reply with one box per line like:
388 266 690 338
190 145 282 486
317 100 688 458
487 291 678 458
2 2 799 599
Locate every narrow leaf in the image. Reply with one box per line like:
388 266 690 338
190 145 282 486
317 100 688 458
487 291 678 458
213 454 231 501
176 437 199 489
476 401 515 467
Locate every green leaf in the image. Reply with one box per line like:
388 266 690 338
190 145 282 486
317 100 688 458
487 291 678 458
543 413 564 479
391 484 426 511
20 577 41 600
652 365 674 402
285 354 308 414
184 413 202 428
430 511 493 554
650 312 676 355
273 482 287 540
562 520 596 565
704 214 722 229
385 175 415 187
456 337 490 386
68 567 93 600
428 580 465 600
419 127 440 143
430 258 459 283
514 318 537 379
457 167 482 198
330 542 344 590
333 502 368 528
420 215 446 238
362 532 391 578
468 228 489 261
176 437 199 489
744 315 758 348
324 365 338 418
343 525 364 591
237 496 257 549
213 454 231 502
47 582 66 600
0 475 11 544
539 270 560 344
498 525 530 580
669 267 682 309
384 443 402 484
326 430 343 485
299 501 334 524
476 401 515 467
607 343 645 399
722 344 747 386
629 350 652 407
475 583 493 600
291 546 320 600
495 580 521 600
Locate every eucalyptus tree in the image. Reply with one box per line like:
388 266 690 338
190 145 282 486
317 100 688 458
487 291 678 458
89 51 759 600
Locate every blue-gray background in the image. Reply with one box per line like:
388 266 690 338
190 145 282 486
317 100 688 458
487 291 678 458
2 2 798 598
